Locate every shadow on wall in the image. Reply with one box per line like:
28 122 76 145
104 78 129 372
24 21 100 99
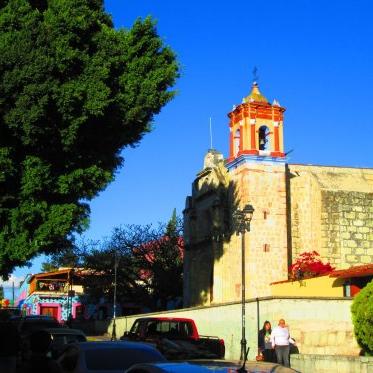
285 164 295 270
183 160 241 307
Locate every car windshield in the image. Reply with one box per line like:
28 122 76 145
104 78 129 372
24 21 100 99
85 348 165 370
143 321 193 338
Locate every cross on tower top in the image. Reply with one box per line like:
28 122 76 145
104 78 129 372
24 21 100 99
252 66 259 84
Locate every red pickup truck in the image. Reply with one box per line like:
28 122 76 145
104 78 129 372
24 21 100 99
120 317 225 360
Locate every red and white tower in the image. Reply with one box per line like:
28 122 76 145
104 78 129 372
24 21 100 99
224 82 289 299
227 82 285 164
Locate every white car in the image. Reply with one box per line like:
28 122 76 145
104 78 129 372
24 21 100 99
57 341 167 373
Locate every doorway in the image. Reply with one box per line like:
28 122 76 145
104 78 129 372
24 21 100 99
40 305 59 319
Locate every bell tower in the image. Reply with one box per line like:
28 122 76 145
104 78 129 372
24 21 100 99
183 80 290 306
227 82 285 162
223 81 289 299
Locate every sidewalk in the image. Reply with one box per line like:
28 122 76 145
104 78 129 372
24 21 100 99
86 334 111 342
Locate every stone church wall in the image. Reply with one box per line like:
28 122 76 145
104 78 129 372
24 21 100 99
321 190 373 267
184 161 373 306
288 164 373 268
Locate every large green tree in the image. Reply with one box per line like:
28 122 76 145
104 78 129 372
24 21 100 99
0 0 179 276
351 279 373 355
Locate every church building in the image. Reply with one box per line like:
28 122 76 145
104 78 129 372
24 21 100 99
183 82 373 307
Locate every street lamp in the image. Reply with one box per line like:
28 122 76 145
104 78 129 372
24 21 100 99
111 252 118 341
233 204 254 361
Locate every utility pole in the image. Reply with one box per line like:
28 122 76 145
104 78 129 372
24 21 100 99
233 204 255 361
111 252 118 341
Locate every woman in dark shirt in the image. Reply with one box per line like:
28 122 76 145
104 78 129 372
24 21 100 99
258 320 276 363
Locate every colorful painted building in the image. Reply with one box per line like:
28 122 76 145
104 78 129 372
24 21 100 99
16 268 84 322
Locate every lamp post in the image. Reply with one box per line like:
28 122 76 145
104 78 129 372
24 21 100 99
111 252 118 341
233 204 254 361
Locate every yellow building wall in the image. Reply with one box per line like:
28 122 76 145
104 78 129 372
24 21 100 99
270 275 345 297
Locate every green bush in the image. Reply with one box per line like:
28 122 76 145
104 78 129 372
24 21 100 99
351 279 373 355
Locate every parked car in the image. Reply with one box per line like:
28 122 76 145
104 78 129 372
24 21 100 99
45 328 87 358
125 360 301 373
10 315 65 364
0 307 21 318
121 317 225 360
57 341 167 373
10 315 62 336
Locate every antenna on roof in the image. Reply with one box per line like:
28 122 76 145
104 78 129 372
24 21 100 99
209 117 213 150
285 149 294 156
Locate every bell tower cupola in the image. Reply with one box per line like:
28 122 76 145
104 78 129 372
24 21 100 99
227 82 286 165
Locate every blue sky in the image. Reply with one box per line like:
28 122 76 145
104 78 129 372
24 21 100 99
8 0 373 287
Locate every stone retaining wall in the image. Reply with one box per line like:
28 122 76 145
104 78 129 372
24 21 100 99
108 296 360 361
290 354 373 373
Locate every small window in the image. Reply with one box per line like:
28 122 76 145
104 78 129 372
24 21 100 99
130 320 141 337
179 322 193 337
146 322 158 335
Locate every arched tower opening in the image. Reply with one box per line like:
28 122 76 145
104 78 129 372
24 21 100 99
234 128 241 156
258 125 271 151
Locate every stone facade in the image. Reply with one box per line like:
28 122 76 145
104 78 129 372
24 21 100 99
184 159 373 307
288 164 373 268
226 160 289 299
291 354 373 373
183 150 232 307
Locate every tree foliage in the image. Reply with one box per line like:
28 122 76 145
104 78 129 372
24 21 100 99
351 279 373 355
131 209 183 309
289 251 334 280
42 213 184 310
0 0 179 276
41 243 82 273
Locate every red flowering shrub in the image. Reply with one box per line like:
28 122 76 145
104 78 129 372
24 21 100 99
289 251 334 280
